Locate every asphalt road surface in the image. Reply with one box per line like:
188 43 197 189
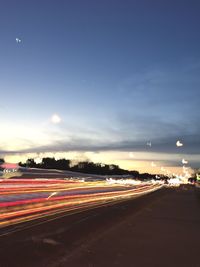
0 185 200 267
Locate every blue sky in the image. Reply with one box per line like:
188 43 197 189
0 0 200 174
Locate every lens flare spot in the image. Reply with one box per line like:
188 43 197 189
176 140 183 147
51 114 61 124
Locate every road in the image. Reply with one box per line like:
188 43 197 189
0 185 200 267
0 178 162 229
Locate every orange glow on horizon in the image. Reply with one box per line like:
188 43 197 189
2 151 190 176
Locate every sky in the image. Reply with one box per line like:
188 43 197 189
0 0 200 175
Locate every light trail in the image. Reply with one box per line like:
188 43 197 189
0 178 163 231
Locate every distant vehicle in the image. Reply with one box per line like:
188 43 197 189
0 163 22 178
195 174 200 195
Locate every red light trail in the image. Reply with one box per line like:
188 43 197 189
0 178 163 232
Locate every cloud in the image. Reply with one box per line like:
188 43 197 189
4 138 200 170
0 111 199 171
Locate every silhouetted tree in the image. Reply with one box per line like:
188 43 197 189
18 157 164 181
129 170 139 178
40 157 71 170
0 158 5 164
26 158 37 168
55 158 70 170
41 157 57 169
19 161 26 167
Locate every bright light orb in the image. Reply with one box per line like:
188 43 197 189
129 152 135 158
16 38 22 43
51 114 61 124
146 141 152 147
151 161 156 167
176 140 183 147
182 158 188 164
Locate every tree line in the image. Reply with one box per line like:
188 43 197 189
17 157 167 180
1 157 199 181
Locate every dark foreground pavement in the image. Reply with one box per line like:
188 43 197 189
1 185 200 267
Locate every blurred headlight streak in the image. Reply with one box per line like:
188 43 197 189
0 178 163 230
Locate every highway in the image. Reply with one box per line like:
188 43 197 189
0 177 162 232
0 172 200 267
